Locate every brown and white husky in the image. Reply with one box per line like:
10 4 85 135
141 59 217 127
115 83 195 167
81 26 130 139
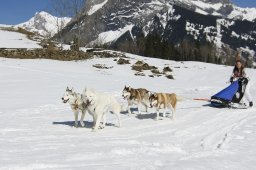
149 92 181 120
122 86 150 115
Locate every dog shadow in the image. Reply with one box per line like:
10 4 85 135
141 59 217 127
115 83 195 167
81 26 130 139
120 107 138 115
52 121 115 128
135 113 156 120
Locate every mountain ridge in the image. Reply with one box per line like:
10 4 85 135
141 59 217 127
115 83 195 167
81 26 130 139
16 11 71 37
59 0 255 61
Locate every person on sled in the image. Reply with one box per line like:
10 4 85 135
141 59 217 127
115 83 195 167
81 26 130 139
230 59 253 107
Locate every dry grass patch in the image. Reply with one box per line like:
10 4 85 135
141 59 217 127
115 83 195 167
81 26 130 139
93 64 113 69
151 69 161 74
163 66 173 73
132 60 157 72
134 72 145 76
117 58 130 65
166 75 174 79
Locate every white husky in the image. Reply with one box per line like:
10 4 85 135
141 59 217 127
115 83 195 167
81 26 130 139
83 88 122 131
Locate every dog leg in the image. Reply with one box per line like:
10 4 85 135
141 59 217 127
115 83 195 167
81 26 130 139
127 101 133 115
91 114 97 129
100 114 106 129
92 114 96 127
142 102 148 113
170 107 175 120
155 109 159 121
80 111 86 127
137 104 141 115
163 109 166 118
115 112 121 128
128 105 132 115
92 113 102 132
73 110 79 127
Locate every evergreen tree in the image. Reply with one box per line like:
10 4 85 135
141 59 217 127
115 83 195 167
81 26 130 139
144 34 154 57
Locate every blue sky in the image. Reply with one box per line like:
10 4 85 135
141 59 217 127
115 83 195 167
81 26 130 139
0 0 255 25
232 0 256 8
0 0 50 25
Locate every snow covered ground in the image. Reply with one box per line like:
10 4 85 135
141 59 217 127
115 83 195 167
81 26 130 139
0 29 41 49
0 53 256 170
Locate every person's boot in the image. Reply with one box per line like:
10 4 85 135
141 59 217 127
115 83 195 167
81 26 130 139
249 102 253 107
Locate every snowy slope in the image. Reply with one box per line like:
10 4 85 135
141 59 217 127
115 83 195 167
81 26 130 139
228 6 256 21
87 0 109 15
0 53 256 169
181 0 256 21
16 11 71 37
90 25 134 45
0 29 41 49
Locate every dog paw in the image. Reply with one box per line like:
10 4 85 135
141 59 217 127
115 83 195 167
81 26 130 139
80 122 85 127
128 112 133 115
74 124 78 128
154 117 159 121
99 125 105 129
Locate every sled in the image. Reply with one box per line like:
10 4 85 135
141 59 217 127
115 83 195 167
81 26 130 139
210 78 248 108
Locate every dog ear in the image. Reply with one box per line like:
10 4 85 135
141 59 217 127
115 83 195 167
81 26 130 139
84 87 87 93
154 93 157 98
149 91 153 98
81 93 85 99
66 86 69 91
90 88 95 93
71 87 74 92
84 87 95 94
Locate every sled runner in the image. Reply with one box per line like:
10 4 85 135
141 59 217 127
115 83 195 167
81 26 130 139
210 77 248 108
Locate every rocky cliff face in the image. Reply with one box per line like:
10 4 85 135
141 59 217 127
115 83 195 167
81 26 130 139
60 0 256 59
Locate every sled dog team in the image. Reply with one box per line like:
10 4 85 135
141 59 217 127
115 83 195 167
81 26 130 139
62 86 181 131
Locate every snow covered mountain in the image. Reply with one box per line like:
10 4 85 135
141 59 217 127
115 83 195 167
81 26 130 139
60 0 256 60
228 5 256 21
17 11 71 37
174 0 256 21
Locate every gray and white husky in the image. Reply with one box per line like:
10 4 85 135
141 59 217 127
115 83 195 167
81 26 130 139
122 86 151 115
62 87 91 128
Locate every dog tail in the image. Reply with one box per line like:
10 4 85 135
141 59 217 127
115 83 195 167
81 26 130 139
176 95 183 101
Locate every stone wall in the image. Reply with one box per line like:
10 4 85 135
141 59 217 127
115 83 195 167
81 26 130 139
0 48 93 61
0 48 126 61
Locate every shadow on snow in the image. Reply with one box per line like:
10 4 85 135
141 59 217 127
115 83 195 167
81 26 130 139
52 121 116 128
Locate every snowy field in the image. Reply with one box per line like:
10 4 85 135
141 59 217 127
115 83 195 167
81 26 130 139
0 29 41 49
0 53 256 170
